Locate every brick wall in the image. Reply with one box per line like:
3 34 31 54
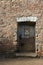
0 0 43 53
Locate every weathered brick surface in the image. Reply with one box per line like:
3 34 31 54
0 0 43 53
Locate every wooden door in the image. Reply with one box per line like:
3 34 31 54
17 23 35 52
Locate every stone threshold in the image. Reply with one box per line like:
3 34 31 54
16 52 37 57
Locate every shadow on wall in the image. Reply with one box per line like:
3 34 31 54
0 36 17 53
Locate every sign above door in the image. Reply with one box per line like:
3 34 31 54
16 17 38 22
